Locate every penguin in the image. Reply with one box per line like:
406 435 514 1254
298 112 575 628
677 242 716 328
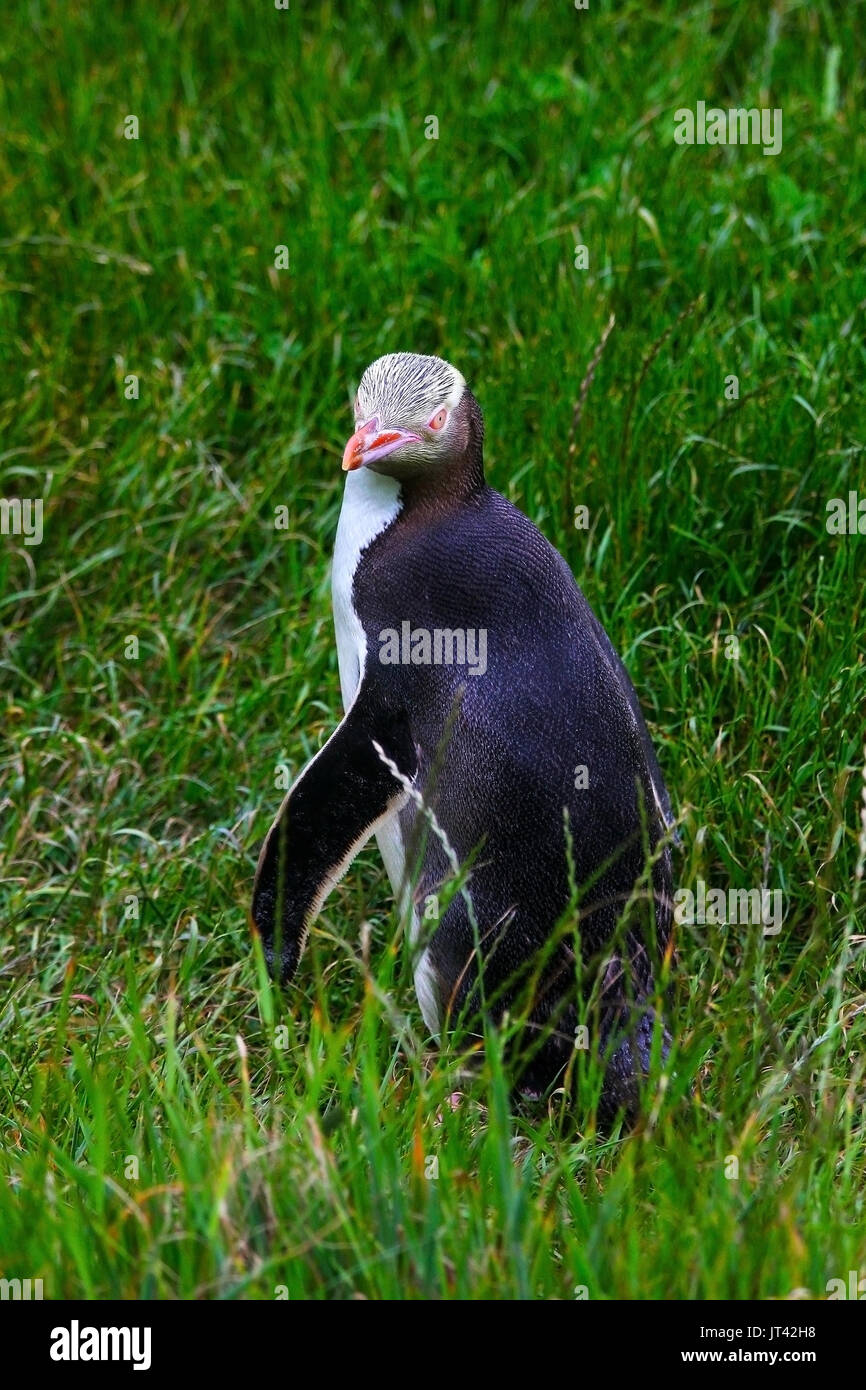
252 352 674 1122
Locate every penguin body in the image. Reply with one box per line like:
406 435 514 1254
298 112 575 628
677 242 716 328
253 353 673 1120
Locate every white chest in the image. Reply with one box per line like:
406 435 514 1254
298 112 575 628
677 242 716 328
331 468 402 710
330 467 437 1032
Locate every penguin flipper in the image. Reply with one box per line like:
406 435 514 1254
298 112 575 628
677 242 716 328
251 688 416 983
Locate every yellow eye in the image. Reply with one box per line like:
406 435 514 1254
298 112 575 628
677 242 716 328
429 408 447 431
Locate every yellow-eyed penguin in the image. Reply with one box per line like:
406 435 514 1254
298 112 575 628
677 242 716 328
252 352 674 1122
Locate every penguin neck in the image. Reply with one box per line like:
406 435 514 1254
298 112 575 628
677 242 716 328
399 444 485 515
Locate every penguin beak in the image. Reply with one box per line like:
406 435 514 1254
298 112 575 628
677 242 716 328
342 417 421 471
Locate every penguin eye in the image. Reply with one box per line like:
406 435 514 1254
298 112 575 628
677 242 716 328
428 407 448 431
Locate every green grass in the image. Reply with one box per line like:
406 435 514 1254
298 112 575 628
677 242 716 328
1 0 865 1299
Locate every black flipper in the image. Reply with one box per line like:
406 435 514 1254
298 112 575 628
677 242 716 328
251 686 417 983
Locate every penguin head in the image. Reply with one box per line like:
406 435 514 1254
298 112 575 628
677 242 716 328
342 352 482 480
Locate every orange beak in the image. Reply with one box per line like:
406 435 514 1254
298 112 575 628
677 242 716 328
341 424 371 472
341 417 421 471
